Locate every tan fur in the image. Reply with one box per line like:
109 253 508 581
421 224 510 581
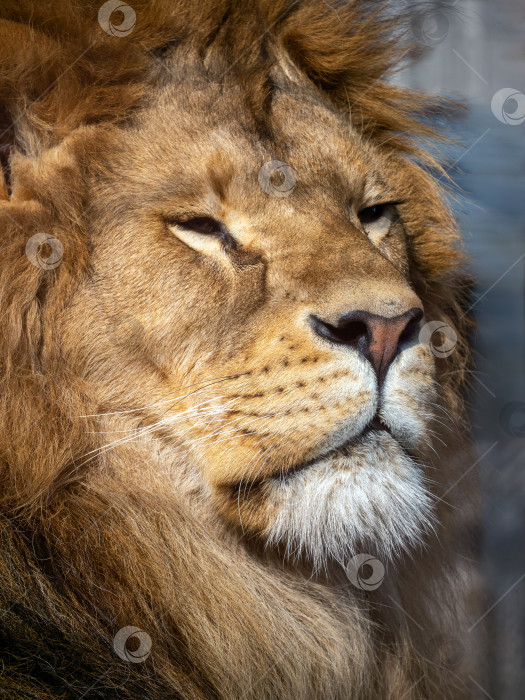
0 2 479 698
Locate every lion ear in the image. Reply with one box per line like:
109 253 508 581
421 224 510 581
0 17 59 199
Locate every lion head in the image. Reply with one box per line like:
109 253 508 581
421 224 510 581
78 72 441 569
0 1 478 698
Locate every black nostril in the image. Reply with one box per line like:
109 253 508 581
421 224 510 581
310 316 368 347
398 308 423 344
335 320 368 345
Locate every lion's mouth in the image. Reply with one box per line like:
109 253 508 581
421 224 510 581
278 415 393 481
361 415 391 436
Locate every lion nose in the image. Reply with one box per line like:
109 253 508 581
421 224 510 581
310 308 423 381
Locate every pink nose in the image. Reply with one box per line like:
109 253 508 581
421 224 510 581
310 307 423 381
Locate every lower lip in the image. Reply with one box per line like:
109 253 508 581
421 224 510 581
280 427 392 480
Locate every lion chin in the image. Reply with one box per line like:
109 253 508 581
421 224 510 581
265 431 434 571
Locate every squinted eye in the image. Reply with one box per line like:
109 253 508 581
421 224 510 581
172 216 224 236
167 215 237 254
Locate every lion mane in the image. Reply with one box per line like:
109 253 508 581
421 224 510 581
0 1 479 698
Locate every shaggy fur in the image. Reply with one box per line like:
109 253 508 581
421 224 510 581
266 431 435 569
0 1 480 698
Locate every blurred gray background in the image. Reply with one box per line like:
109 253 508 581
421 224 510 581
396 1 525 697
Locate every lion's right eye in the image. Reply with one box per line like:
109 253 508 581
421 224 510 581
167 215 237 254
172 216 224 236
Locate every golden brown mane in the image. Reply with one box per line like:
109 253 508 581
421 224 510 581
0 2 477 698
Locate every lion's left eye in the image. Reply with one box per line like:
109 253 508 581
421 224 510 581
357 202 400 241
358 203 389 225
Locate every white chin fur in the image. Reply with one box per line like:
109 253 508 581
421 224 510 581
264 431 434 572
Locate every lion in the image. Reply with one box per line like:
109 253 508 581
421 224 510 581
0 1 481 698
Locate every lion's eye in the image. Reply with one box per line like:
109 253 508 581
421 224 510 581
357 202 401 242
167 215 237 254
358 204 388 225
174 216 224 236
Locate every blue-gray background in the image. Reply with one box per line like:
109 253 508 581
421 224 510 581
396 1 525 697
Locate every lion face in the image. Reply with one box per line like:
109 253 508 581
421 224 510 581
64 58 441 570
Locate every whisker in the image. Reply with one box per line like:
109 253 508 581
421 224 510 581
76 397 233 468
79 372 251 418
